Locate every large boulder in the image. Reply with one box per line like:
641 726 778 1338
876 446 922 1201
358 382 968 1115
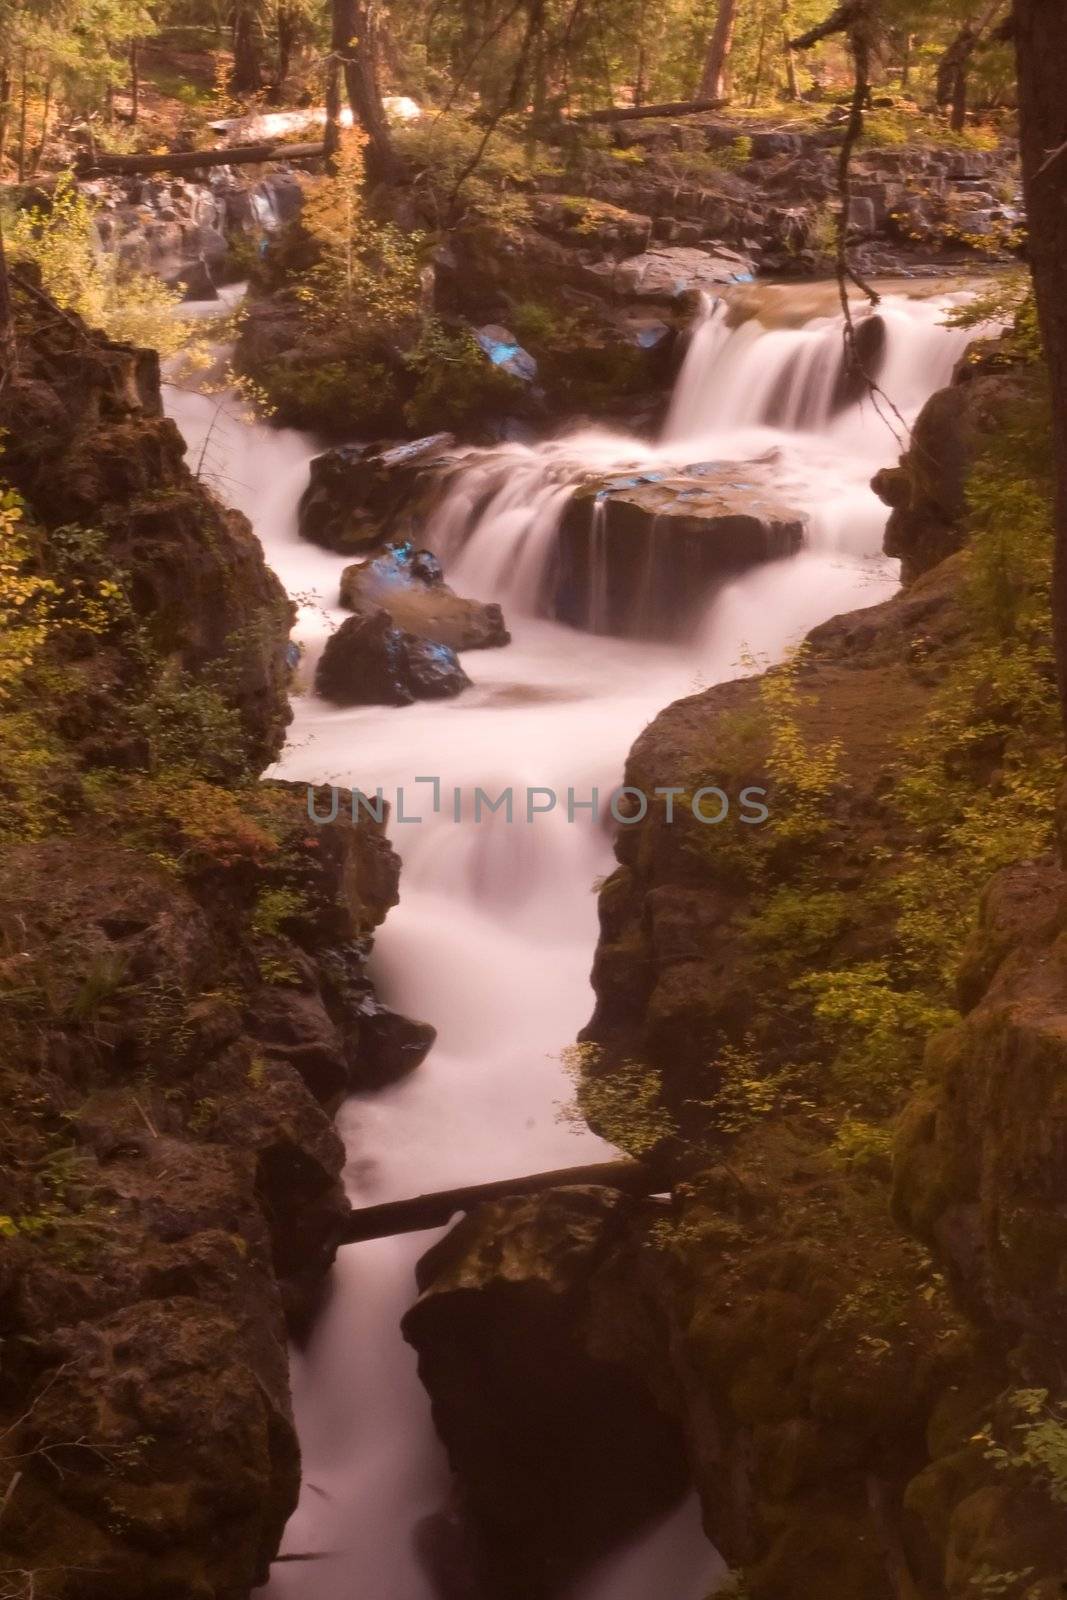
299 434 457 553
555 458 806 638
590 244 756 301
315 609 472 705
873 363 1032 583
402 1186 689 1600
339 543 509 651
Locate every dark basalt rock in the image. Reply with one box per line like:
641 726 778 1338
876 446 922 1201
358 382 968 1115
828 313 887 413
339 541 510 652
360 1006 438 1086
555 458 805 639
299 434 458 553
873 364 1032 583
402 1185 689 1600
316 609 472 705
0 284 414 1597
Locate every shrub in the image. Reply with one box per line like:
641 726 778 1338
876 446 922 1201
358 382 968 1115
8 174 190 355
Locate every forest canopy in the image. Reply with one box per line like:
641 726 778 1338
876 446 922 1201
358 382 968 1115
0 0 1017 183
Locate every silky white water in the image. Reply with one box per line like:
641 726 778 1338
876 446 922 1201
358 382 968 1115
166 283 976 1600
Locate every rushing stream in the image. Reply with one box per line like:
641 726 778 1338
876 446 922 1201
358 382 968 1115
167 281 976 1600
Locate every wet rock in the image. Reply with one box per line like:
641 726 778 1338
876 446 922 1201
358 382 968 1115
828 313 887 413
474 323 538 382
299 434 458 553
316 610 472 706
595 243 756 301
360 1006 437 1086
873 367 1031 583
339 542 510 651
555 458 805 639
178 256 218 301
402 1186 688 1599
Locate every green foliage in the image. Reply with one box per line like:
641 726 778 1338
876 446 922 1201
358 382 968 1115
298 130 425 327
980 1390 1067 1507
0 483 57 702
133 674 250 782
944 272 1040 362
697 1041 813 1135
559 1042 676 1158
403 318 521 432
395 109 558 229
745 883 849 963
797 961 955 1103
8 175 190 355
759 645 843 848
250 886 310 939
828 1116 896 1175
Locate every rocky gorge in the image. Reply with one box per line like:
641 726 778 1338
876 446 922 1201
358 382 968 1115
0 266 434 1597
394 321 1067 1597
1 53 1064 1600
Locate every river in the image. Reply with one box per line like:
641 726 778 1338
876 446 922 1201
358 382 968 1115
166 279 975 1600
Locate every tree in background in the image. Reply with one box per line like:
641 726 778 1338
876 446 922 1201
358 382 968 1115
327 0 398 182
699 0 740 97
1013 0 1067 733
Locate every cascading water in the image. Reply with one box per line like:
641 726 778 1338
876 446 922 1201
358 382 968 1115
412 288 972 638
166 281 979 1600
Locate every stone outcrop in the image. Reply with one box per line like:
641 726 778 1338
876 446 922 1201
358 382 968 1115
339 543 509 651
584 243 756 301
402 1186 689 1600
2 265 293 766
407 345 1067 1598
299 434 458 552
555 460 806 639
86 166 303 297
315 609 472 705
0 274 417 1599
874 347 1032 583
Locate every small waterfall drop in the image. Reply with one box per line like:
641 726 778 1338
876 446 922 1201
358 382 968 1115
166 278 980 1600
413 288 977 634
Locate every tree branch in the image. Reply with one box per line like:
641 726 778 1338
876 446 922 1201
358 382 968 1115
791 1 862 51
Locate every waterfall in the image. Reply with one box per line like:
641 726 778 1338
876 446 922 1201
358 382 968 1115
412 289 977 635
165 280 979 1600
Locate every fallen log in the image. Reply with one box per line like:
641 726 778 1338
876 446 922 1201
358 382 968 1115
569 97 727 125
74 139 325 178
341 1158 667 1244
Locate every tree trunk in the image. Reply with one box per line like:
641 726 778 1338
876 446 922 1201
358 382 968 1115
750 2 769 105
331 0 399 184
273 4 298 100
130 39 140 123
634 0 648 107
75 139 324 177
16 52 28 183
1014 0 1067 736
29 75 50 176
324 49 342 166
900 30 912 89
231 0 264 93
0 219 15 384
937 3 1005 124
0 61 11 171
569 96 726 124
699 0 740 100
782 1 799 98
342 1159 666 1244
